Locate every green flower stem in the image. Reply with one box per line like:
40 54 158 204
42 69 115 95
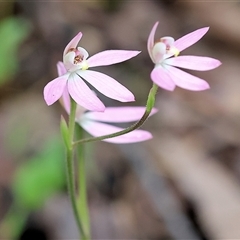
65 99 86 239
76 125 91 239
68 99 77 148
73 83 158 146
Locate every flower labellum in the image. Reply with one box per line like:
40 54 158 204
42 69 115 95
44 32 141 112
148 22 221 91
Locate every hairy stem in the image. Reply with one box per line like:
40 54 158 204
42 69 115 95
76 125 91 239
65 99 87 239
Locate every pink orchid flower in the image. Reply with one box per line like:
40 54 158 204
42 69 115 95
75 105 157 144
79 107 157 144
148 22 221 91
57 61 157 144
44 32 140 112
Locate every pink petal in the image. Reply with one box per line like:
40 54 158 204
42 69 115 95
61 87 86 117
165 56 221 71
63 32 82 57
61 86 87 118
57 61 67 76
84 107 158 123
87 50 141 68
147 22 159 62
78 70 135 102
67 73 105 112
174 27 209 53
61 87 71 114
57 62 70 113
43 74 69 105
80 120 153 144
166 65 210 91
151 66 176 91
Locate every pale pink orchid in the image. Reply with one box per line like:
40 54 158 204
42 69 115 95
63 91 157 144
57 61 157 144
148 22 221 91
75 105 157 144
44 32 140 112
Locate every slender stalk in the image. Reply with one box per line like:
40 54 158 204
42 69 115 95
64 99 86 239
68 99 77 148
76 125 91 239
73 83 158 146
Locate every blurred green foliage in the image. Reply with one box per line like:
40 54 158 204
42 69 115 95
12 137 65 210
0 137 65 238
0 17 30 85
5 130 94 239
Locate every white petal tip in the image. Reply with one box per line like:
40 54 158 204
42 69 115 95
200 27 210 32
189 84 210 91
121 97 135 102
105 131 153 144
200 82 210 91
131 51 141 57
169 87 176 92
151 108 158 115
44 97 57 106
45 102 52 106
118 94 135 102
137 132 153 142
216 61 222 67
43 92 56 106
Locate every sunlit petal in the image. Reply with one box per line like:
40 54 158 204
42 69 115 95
84 107 158 123
61 87 71 114
79 70 135 102
67 73 105 112
43 74 69 105
165 55 222 71
166 65 210 91
87 50 140 68
174 27 209 53
151 66 176 91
